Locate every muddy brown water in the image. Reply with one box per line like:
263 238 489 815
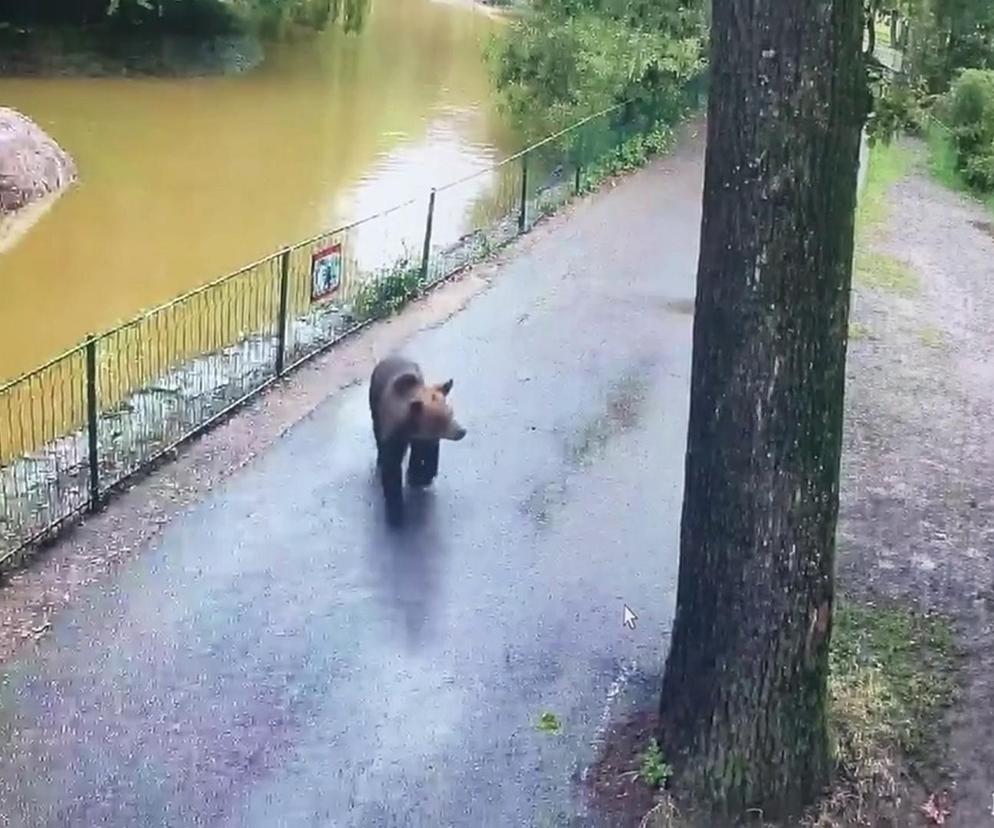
0 0 517 384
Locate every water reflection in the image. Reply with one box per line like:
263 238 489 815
343 110 507 275
367 474 449 648
335 0 372 34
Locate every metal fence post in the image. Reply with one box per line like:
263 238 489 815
275 248 291 377
574 164 582 195
518 153 529 232
85 335 100 512
420 189 437 284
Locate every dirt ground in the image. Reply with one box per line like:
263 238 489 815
838 139 994 827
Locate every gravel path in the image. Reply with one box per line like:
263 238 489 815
838 139 994 827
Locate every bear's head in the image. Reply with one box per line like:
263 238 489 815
408 378 466 442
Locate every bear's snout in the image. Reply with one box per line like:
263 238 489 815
448 422 467 441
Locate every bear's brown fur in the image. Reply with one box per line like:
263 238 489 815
368 355 466 526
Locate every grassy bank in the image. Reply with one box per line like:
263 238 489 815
853 142 920 297
924 121 994 216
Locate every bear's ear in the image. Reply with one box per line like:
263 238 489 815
438 378 454 396
408 399 424 420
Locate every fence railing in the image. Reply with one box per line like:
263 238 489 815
0 81 704 568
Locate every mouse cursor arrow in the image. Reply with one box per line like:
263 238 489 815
623 605 638 630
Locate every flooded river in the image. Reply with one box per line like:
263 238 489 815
0 0 516 384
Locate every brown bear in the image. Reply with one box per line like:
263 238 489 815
368 355 466 526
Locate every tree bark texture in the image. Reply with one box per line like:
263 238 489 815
658 0 865 821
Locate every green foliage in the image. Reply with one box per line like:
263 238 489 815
638 739 673 789
926 118 963 187
242 0 369 37
855 249 920 295
536 712 562 733
894 0 994 93
866 74 929 146
813 599 958 825
857 141 914 231
349 256 424 324
829 600 956 760
923 117 994 211
96 0 238 33
578 124 676 192
485 0 707 139
945 68 994 191
848 320 872 341
854 142 921 295
935 0 994 78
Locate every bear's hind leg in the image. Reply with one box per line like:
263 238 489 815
379 436 408 526
407 439 440 488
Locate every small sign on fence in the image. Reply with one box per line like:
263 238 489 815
310 243 343 303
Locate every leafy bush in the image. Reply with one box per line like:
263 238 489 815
897 0 994 94
946 68 994 191
349 256 424 323
866 73 928 147
485 0 707 140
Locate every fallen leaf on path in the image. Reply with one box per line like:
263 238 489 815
537 712 562 734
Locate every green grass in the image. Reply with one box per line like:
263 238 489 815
925 121 994 215
926 121 962 192
848 321 872 342
853 142 921 296
830 601 957 758
639 600 958 828
919 325 943 348
858 142 914 231
854 249 919 295
807 600 958 826
349 255 424 323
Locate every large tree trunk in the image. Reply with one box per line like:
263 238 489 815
658 0 865 821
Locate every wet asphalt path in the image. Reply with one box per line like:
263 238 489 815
0 130 704 827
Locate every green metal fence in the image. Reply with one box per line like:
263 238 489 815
0 85 704 568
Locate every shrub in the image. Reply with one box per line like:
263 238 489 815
349 256 423 323
866 75 928 147
946 68 994 191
